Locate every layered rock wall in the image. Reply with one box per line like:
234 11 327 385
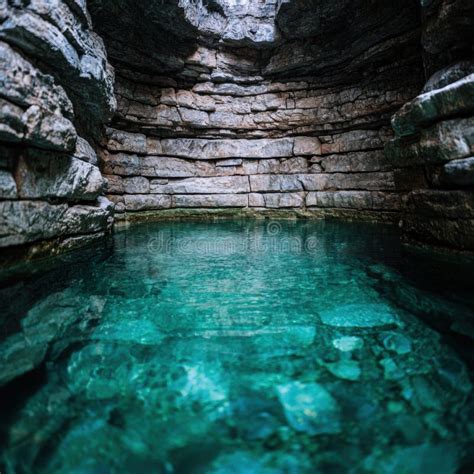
97 0 424 223
0 0 116 256
102 73 419 221
385 0 474 250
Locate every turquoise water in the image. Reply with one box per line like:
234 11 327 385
1 220 474 473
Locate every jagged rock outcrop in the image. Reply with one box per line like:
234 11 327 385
386 71 474 250
385 0 474 251
0 0 116 254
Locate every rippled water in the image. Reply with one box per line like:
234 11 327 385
1 220 474 473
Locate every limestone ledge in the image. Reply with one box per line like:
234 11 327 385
392 74 474 137
0 197 114 248
107 190 401 214
112 207 400 227
386 117 474 167
102 129 392 162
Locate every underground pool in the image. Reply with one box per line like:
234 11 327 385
1 219 474 473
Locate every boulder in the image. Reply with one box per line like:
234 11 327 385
74 137 98 165
0 41 73 117
22 105 77 152
276 381 341 435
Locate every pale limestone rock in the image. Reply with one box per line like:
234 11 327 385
124 177 150 194
123 194 172 211
105 128 147 154
74 137 98 165
250 174 303 192
0 41 73 117
306 191 400 211
386 117 474 165
149 176 250 194
104 174 124 194
0 197 113 246
102 152 201 178
160 138 294 160
321 151 389 173
257 157 308 174
423 61 474 93
216 159 243 167
263 192 305 208
300 173 396 191
0 99 24 142
293 137 321 156
248 193 266 207
22 105 77 152
173 194 248 208
16 153 104 200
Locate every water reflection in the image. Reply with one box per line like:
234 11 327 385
0 220 473 473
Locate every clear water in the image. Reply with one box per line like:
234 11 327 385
1 220 474 474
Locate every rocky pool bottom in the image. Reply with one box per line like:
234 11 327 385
1 220 474 474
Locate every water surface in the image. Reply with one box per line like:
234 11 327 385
1 220 473 473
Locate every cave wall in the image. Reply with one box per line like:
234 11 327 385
97 0 424 223
0 0 116 258
385 0 474 250
0 0 473 255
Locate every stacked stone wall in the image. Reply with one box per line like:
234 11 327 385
100 40 422 223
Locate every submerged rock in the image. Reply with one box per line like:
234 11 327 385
382 332 412 355
326 360 362 381
369 443 461 474
319 304 398 328
276 381 341 435
380 358 404 381
332 336 364 352
207 452 281 474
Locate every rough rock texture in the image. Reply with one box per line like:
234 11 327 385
93 0 423 224
1 0 473 253
385 0 474 250
0 1 115 253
